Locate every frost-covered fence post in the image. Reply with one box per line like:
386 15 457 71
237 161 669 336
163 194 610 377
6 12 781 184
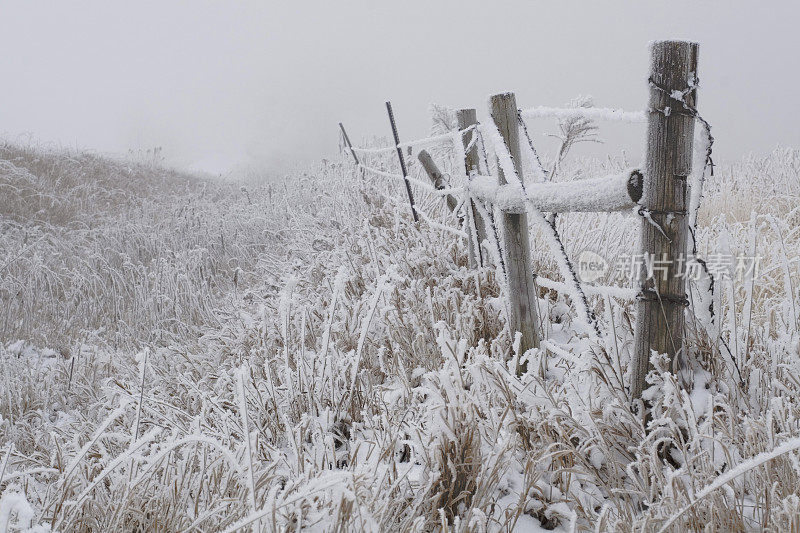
632 40 699 401
338 122 359 166
490 92 540 374
386 101 419 223
417 149 458 212
456 108 487 268
339 122 365 181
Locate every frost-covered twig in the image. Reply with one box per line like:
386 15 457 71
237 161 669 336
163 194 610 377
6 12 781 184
236 366 257 517
546 96 603 180
658 437 800 533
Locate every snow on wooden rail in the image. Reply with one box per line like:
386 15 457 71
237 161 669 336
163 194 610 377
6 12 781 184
360 158 643 217
467 169 643 214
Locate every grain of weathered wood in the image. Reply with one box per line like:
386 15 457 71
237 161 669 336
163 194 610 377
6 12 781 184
490 93 540 374
456 109 487 268
631 40 699 401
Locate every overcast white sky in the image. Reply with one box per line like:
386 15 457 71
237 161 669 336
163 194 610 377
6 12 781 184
1 1 798 174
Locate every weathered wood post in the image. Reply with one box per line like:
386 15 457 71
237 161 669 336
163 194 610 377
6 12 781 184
456 109 487 268
632 40 698 400
417 150 459 212
489 92 540 374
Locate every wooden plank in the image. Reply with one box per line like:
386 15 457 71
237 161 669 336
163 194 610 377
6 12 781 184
490 92 540 375
456 109 487 268
631 40 699 401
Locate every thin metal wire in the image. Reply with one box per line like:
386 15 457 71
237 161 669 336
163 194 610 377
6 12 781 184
647 75 718 325
517 112 549 180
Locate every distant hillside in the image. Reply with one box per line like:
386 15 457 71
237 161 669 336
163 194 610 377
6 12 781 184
0 143 326 351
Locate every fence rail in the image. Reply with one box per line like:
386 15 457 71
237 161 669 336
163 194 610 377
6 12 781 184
339 40 709 403
466 169 643 213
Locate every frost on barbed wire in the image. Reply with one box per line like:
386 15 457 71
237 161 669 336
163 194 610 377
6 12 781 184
474 114 609 337
359 164 441 193
688 123 712 233
477 123 524 190
518 113 549 184
677 84 720 347
535 274 639 301
520 105 647 123
528 209 599 337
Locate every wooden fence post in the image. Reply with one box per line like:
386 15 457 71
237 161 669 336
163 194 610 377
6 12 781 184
417 150 458 212
489 92 540 374
456 109 487 268
632 40 699 400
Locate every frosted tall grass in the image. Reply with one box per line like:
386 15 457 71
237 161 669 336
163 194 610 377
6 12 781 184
1 142 799 531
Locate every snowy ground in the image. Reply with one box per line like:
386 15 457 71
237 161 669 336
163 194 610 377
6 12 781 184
1 138 800 531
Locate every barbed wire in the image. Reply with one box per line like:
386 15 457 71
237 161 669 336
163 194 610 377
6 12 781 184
647 76 716 317
349 109 633 337
517 113 549 181
647 76 743 384
481 120 601 335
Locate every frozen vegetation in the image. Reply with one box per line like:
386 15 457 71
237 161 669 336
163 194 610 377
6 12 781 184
1 136 800 531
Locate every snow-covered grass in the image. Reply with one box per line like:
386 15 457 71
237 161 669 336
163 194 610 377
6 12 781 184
1 140 799 531
0 142 326 352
